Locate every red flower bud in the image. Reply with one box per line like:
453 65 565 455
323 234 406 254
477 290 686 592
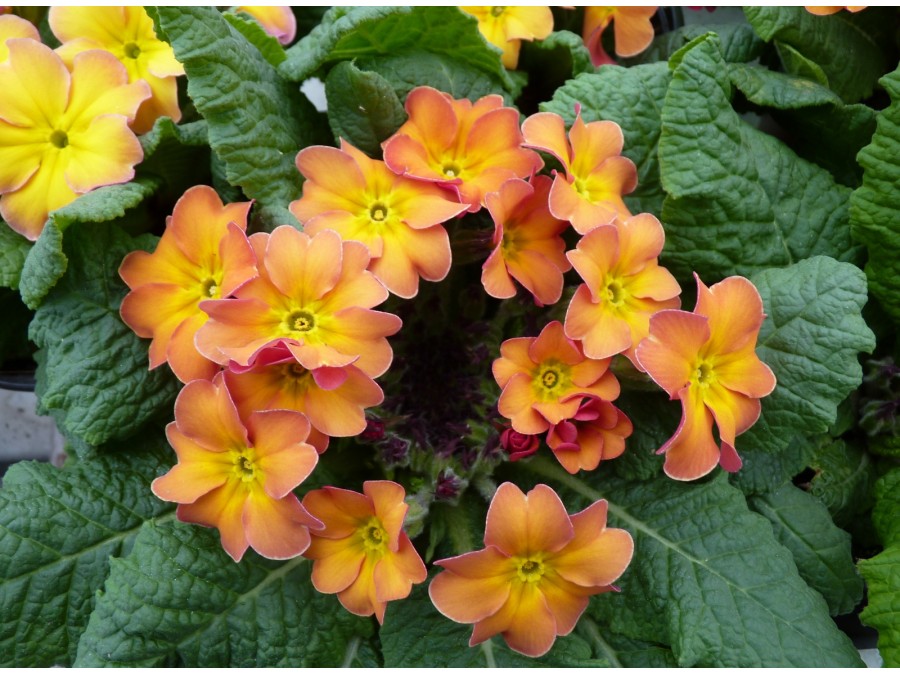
500 428 540 461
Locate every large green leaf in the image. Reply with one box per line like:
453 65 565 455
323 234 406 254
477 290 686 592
851 66 900 325
628 22 764 65
0 443 173 666
155 6 326 229
729 436 814 496
744 6 893 103
541 63 671 216
27 224 180 447
748 484 863 616
527 459 864 667
807 438 876 528
859 468 900 667
75 521 373 666
137 118 212 202
0 225 30 290
740 257 875 456
658 34 861 281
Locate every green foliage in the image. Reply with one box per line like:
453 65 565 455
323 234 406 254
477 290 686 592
75 521 373 667
659 34 862 281
807 438 877 528
0 225 31 290
27 224 180 447
522 30 594 79
729 437 814 496
0 443 173 666
629 22 764 65
225 11 287 67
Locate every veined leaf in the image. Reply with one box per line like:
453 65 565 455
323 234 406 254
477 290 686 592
0 224 31 290
807 438 876 528
628 21 763 65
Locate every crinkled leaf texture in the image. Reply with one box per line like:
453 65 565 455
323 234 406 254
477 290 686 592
807 438 877 528
156 6 326 229
0 445 173 666
75 521 373 667
527 460 864 667
525 30 594 79
27 223 180 447
225 11 287 67
659 34 862 281
627 21 763 65
859 468 900 667
0 224 30 290
851 65 900 325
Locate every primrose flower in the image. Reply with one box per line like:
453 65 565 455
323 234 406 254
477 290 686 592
430 482 634 657
582 7 657 66
151 376 322 562
303 481 427 623
291 140 467 299
49 6 184 134
235 6 297 44
636 275 777 481
805 6 866 15
522 110 637 234
0 14 38 61
383 86 543 212
120 185 256 383
493 321 620 435
196 227 402 378
482 176 571 306
0 39 148 240
565 214 681 366
460 6 554 69
223 342 384 454
546 398 632 474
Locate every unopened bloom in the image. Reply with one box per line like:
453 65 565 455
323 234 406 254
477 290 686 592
120 185 256 383
460 6 554 69
582 7 657 66
546 398 632 473
522 110 637 234
565 214 680 366
196 227 401 378
0 14 38 61
482 176 571 306
493 321 620 435
430 482 633 657
235 6 297 44
303 481 427 623
151 376 322 562
49 6 184 133
0 39 148 240
499 427 541 461
291 140 467 299
636 275 777 481
383 86 543 212
223 341 384 454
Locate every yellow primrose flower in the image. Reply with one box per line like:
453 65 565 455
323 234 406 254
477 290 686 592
460 6 554 69
0 39 149 240
0 14 38 62
49 6 184 133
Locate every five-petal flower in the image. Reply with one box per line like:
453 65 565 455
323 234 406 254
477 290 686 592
460 6 554 69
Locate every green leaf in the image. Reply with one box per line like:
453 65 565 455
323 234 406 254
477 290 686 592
156 6 326 229
27 223 180 446
740 257 875 456
581 628 678 668
0 225 31 290
75 521 374 666
610 390 671 481
522 29 594 79
225 11 287 67
18 179 159 310
541 63 671 216
138 118 212 202
859 468 900 667
744 6 893 103
528 458 864 667
851 66 900 325
280 7 517 96
729 436 815 496
658 34 862 281
324 61 406 156
0 443 173 666
627 22 764 65
775 42 829 88
807 438 877 528
748 484 863 616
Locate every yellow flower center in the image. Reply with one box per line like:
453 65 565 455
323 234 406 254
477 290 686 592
123 41 142 59
605 277 627 307
284 309 316 334
515 556 546 583
359 517 389 558
49 129 69 149
369 202 388 223
490 6 506 17
230 447 258 483
441 161 462 178
692 360 717 388
534 361 570 401
200 277 219 298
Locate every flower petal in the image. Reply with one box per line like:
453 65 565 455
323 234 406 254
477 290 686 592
64 114 143 193
302 486 372 540
430 547 514 623
151 424 230 504
243 490 316 559
245 410 318 499
636 310 710 396
522 111 573 169
661 385 722 481
485 482 574 556
174 376 249 452
373 534 426 602
364 480 408 550
308 536 365 593
471 581 557 657
177 479 249 562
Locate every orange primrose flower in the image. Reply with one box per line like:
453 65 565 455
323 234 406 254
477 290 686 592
805 6 866 15
235 6 297 44
493 320 620 435
291 140 467 299
0 14 38 61
120 185 256 383
582 7 657 66
383 86 543 212
151 375 322 562
0 39 148 240
482 176 571 307
49 6 184 134
635 275 777 481
546 398 632 474
522 110 637 234
430 482 633 657
303 481 427 624
223 341 384 454
196 226 402 378
460 6 554 69
564 214 681 366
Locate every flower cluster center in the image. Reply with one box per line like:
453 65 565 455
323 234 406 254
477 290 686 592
201 277 219 298
230 447 258 483
605 278 627 306
285 309 316 333
361 517 388 553
369 202 388 222
490 6 506 17
693 360 716 388
49 129 69 149
516 557 545 583
442 161 461 178
123 41 142 59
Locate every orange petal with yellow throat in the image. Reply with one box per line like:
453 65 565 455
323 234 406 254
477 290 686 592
267 226 342 305
714 344 776 399
569 117 625 177
498 372 553 434
613 7 658 58
506 248 565 306
369 222 451 299
307 535 366 593
151 424 230 504
302 486 374 540
484 482 573 556
636 309 710 397
565 284 632 360
481 246 518 300
292 145 368 220
522 111 573 168
315 307 400 378
537 571 593 636
661 385 722 481
364 480 408 550
245 409 318 499
567 224 619 298
168 185 252 268
528 320 583 366
429 546 514 623
195 297 280 366
304 369 383 437
695 274 766 355
548 175 618 234
165 311 220 383
118 282 196 365
338 556 384 621
373 533 427 602
400 85 459 155
174 376 249 453
493 336 535 387
243 489 316 560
